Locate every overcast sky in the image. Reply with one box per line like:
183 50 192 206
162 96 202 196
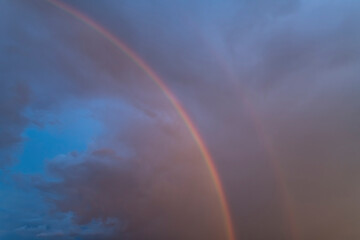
1 0 360 239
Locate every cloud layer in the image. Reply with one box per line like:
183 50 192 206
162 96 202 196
1 0 360 239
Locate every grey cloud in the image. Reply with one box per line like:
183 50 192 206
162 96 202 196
39 115 225 239
0 83 30 166
37 0 360 239
1 0 360 239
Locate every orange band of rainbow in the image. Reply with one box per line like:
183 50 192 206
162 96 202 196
45 1 236 240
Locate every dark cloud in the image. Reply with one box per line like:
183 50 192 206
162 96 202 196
1 0 360 239
0 83 30 166
40 116 225 240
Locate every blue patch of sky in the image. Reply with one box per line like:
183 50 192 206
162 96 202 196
13 106 102 174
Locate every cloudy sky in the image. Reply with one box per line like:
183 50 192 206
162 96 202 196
1 0 360 239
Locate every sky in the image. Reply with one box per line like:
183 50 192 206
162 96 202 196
1 0 360 239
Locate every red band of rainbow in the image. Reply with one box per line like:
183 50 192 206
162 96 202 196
45 1 236 239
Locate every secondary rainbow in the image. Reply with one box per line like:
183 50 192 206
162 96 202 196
195 36 299 239
44 1 236 240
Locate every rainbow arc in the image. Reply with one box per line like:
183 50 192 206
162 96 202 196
45 1 236 240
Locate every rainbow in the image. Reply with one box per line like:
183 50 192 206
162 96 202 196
194 35 299 239
44 1 236 240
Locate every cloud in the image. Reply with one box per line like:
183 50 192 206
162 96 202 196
38 104 225 239
0 83 31 167
1 0 360 239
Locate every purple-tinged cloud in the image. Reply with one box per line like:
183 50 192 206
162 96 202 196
1 0 360 239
